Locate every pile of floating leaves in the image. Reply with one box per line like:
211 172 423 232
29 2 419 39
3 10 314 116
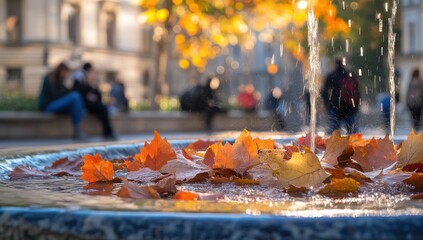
8 129 423 201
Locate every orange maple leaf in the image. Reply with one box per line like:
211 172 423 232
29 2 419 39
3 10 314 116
182 139 215 160
232 129 260 173
124 160 141 172
297 133 326 150
213 142 235 169
81 153 114 183
134 131 177 171
351 135 397 172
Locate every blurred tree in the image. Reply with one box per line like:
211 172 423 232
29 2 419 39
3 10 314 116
132 0 349 101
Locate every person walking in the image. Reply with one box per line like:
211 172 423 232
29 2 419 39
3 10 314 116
38 62 86 139
406 68 423 131
321 58 360 134
72 62 117 140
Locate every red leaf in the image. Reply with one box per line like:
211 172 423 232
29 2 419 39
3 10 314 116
297 133 326 150
46 157 83 176
402 163 423 173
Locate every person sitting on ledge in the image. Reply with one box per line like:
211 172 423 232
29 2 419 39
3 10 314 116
38 62 87 139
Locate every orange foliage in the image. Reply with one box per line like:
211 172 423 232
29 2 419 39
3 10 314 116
134 131 177 170
81 154 114 183
173 191 199 200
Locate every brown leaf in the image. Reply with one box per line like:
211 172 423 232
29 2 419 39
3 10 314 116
402 163 423 173
46 157 82 175
203 143 217 167
126 168 165 183
233 178 260 185
322 130 349 166
151 175 177 194
398 130 423 167
404 173 423 188
81 154 114 183
282 145 300 160
160 158 210 182
351 135 397 172
134 131 177 171
318 177 360 195
8 166 50 180
116 179 161 199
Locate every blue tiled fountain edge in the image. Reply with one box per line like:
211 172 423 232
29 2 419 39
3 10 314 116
1 207 423 240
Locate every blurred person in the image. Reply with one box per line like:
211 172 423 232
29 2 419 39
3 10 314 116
378 71 400 132
237 83 259 112
72 62 117 140
38 62 86 139
180 76 226 131
264 87 286 130
321 58 360 134
109 74 129 113
406 68 423 131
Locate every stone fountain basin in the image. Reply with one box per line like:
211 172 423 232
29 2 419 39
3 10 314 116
0 134 423 239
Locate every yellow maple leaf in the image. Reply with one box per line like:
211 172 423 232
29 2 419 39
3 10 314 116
262 150 329 188
398 130 423 167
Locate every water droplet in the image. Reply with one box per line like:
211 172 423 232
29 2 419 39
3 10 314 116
360 47 364 56
346 39 349 52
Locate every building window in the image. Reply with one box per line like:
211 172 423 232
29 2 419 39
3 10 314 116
106 12 116 48
63 3 80 44
6 68 23 88
409 22 418 53
142 70 150 86
6 0 22 43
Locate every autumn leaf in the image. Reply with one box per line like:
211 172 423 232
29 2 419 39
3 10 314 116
349 133 368 147
81 154 114 183
203 142 219 167
160 158 211 182
46 157 83 176
173 191 199 200
402 163 423 173
351 135 397 172
213 142 235 169
134 130 177 171
116 179 161 199
283 145 300 160
151 175 177 194
317 177 360 195
124 160 141 172
8 166 50 180
404 173 423 188
232 129 260 173
398 130 423 167
262 149 329 188
253 138 275 150
297 133 326 150
126 168 165 183
322 130 349 166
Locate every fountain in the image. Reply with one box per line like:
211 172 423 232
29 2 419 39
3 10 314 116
1 1 423 239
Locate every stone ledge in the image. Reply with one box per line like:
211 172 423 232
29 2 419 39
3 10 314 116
0 111 276 139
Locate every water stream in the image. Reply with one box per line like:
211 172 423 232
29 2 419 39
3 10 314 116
388 0 397 139
307 7 321 152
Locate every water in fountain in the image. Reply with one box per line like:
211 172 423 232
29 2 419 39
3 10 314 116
388 0 397 139
307 7 320 152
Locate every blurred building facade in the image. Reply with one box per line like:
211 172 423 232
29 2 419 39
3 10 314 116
0 0 154 105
